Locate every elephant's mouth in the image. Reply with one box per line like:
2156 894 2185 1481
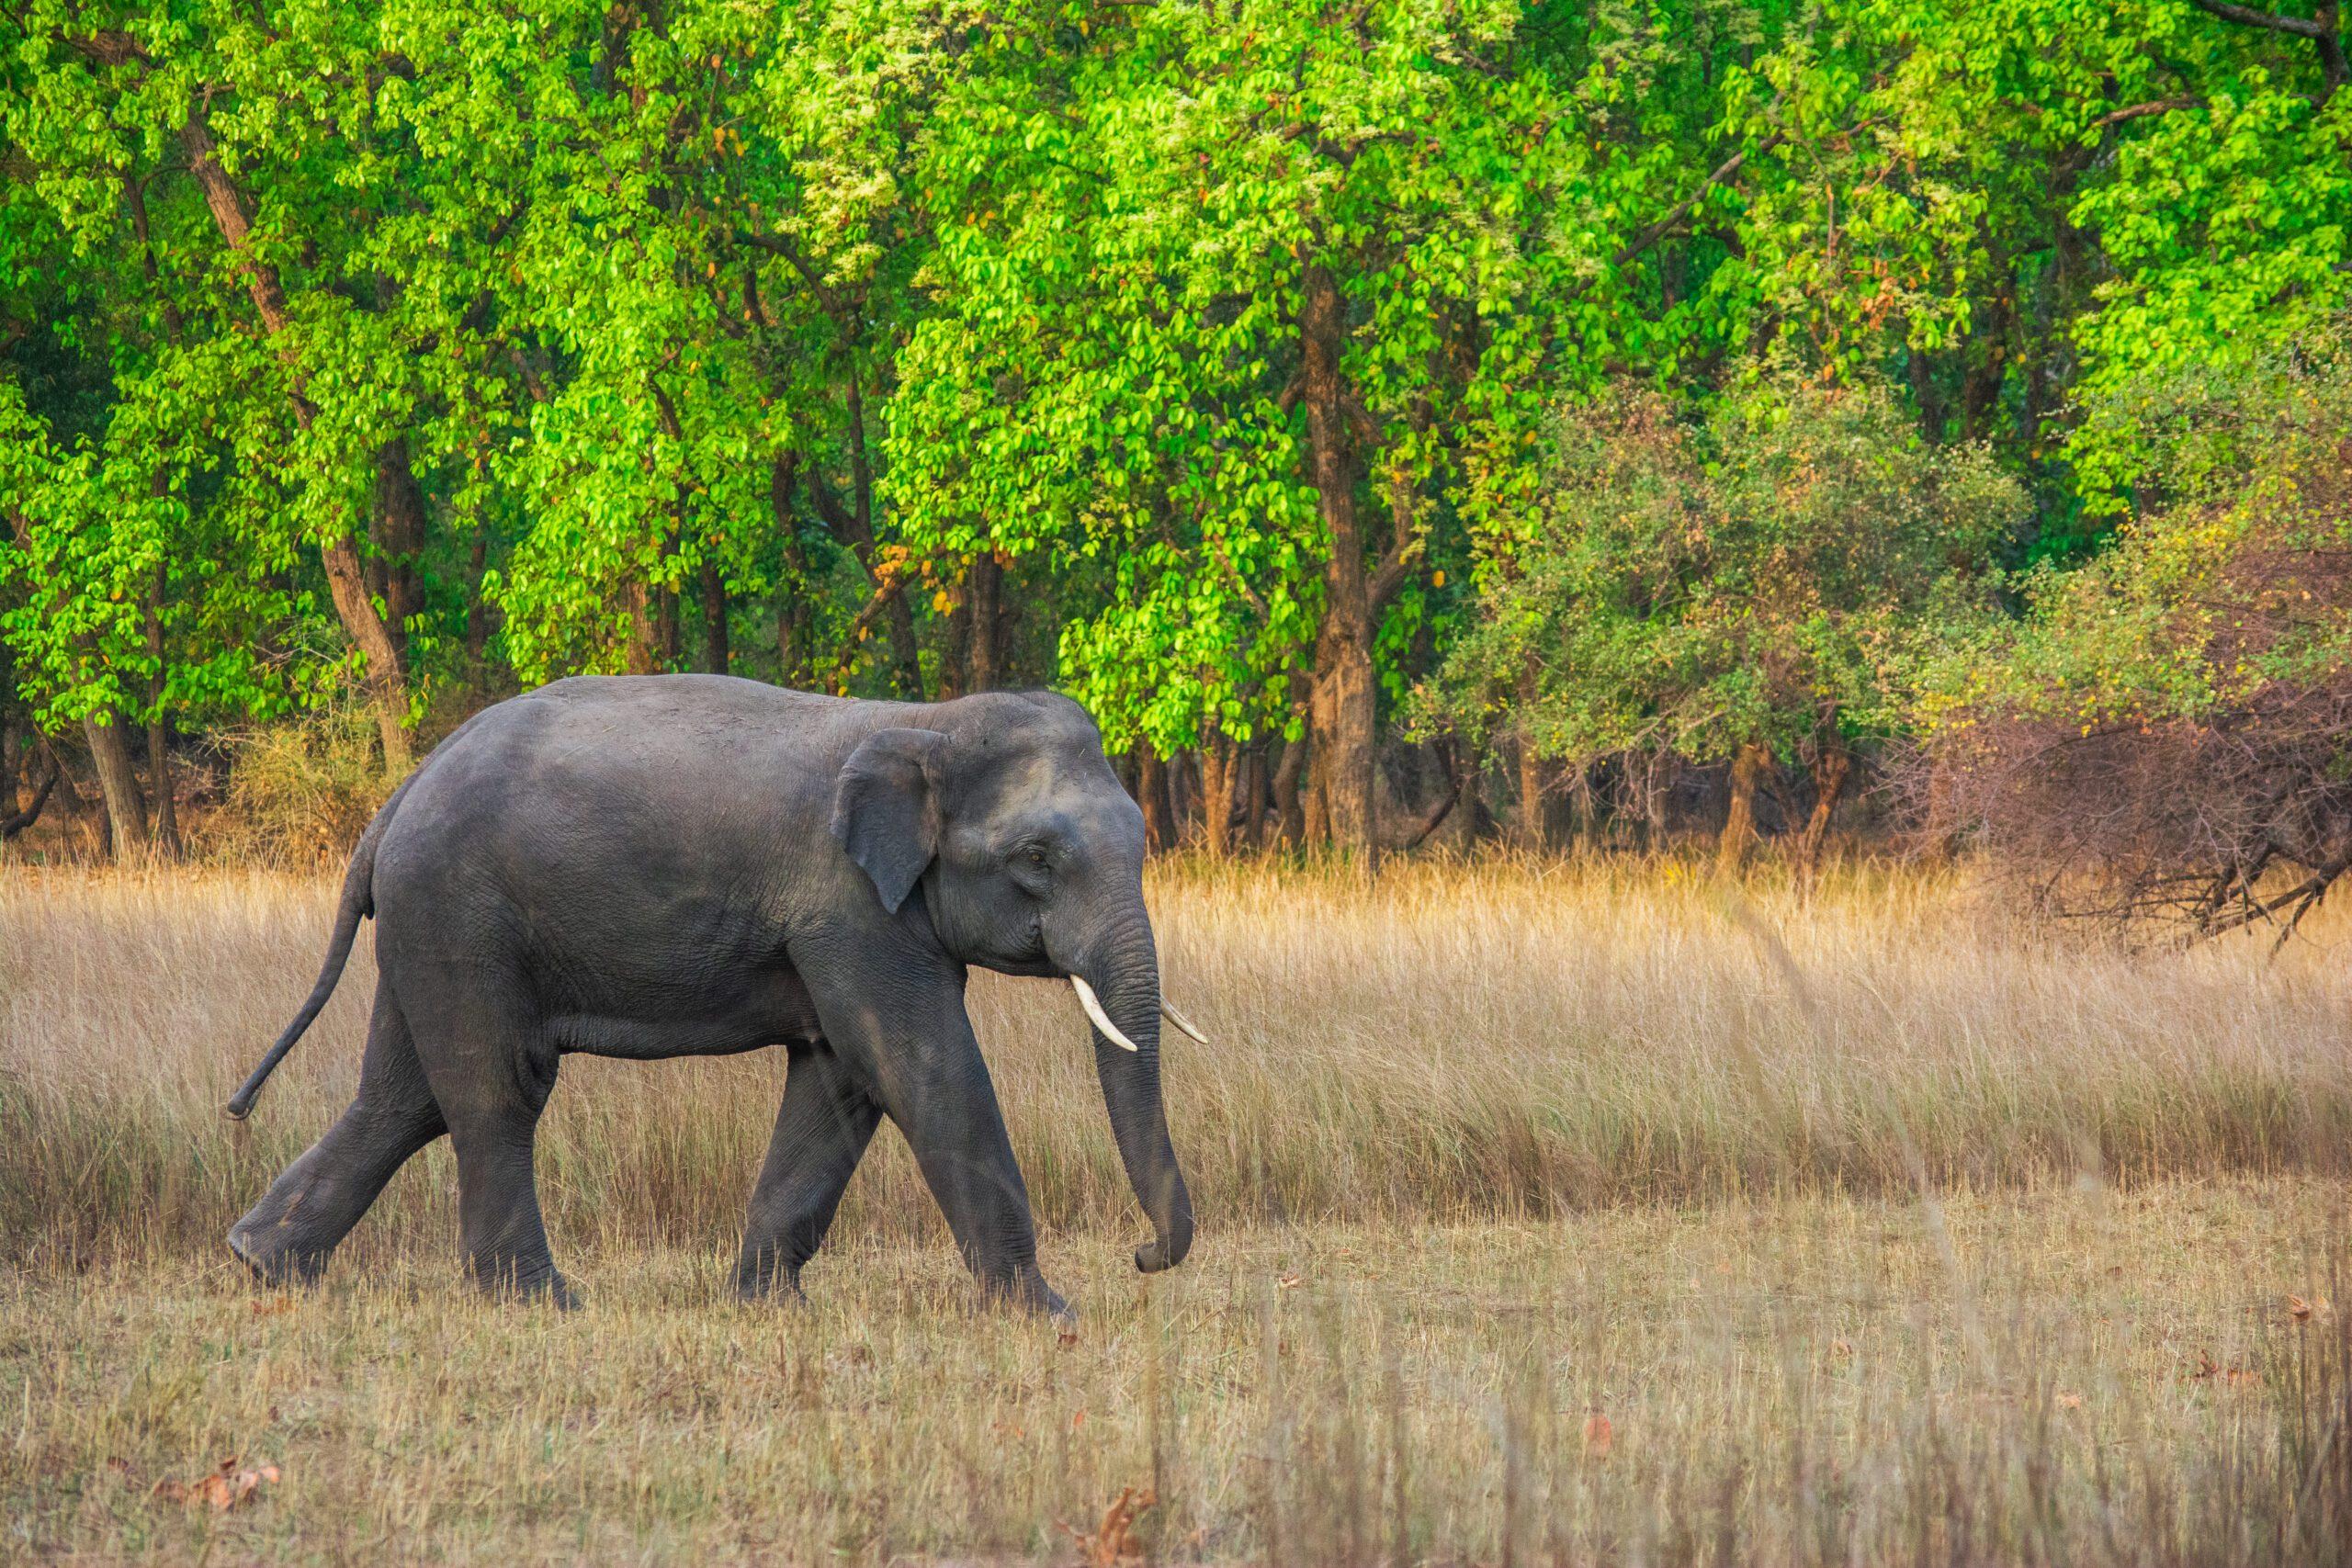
1069 976 1208 1053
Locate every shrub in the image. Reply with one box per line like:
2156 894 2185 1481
212 702 400 868
1922 321 2352 937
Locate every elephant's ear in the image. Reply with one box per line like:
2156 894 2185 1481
830 728 951 914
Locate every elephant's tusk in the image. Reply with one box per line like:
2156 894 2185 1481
1159 998 1209 1045
1070 976 1142 1053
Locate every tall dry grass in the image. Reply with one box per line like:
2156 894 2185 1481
3 856 2349 1268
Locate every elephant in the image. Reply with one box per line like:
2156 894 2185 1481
221 675 1199 1315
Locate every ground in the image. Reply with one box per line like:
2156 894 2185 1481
3 860 2349 1563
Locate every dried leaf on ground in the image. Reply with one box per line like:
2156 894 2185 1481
153 1457 279 1511
1583 1413 1614 1459
1060 1485 1156 1568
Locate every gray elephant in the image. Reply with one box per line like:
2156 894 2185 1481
222 676 1198 1314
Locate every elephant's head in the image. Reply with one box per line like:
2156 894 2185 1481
828 693 1195 1273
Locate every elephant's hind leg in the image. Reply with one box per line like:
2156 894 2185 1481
403 978 573 1307
229 982 446 1285
737 1041 884 1301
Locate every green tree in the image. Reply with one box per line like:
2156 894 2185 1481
1424 371 2022 864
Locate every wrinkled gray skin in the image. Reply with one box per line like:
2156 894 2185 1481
223 676 1193 1314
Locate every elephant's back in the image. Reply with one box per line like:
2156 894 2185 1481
368 677 856 962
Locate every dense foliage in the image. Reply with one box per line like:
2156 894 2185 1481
3 0 2346 867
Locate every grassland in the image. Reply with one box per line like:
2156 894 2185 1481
4 858 2351 1563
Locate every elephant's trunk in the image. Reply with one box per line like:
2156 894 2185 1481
1069 913 1193 1274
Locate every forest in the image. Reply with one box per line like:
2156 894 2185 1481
4 0 2349 904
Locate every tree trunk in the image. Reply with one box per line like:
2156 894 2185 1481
1515 658 1549 852
1797 720 1852 874
771 456 811 686
184 111 411 773
1137 750 1177 855
1169 750 1197 842
1640 750 1676 850
55 743 107 857
700 554 729 673
624 580 659 675
1566 762 1600 850
807 447 922 697
372 436 427 666
654 581 681 670
1200 732 1235 859
1272 735 1307 849
144 558 180 857
319 537 413 770
83 714 148 860
967 553 1004 693
1237 743 1265 852
1718 740 1772 874
845 378 923 698
1299 263 1377 860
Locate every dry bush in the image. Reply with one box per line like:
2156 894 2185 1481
209 704 401 869
1921 344 2352 942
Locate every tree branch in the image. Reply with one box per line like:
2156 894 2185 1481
2188 0 2347 93
1612 132 1786 269
2097 96 2200 127
2188 0 2329 41
737 229 847 321
0 739 60 842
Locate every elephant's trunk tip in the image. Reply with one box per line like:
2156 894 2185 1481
1136 1211 1193 1273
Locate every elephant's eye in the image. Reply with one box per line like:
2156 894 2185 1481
1024 847 1047 866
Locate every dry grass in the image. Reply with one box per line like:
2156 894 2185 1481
5 856 2350 1261
4 857 2352 1562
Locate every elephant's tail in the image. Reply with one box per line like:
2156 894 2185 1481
224 776 412 1121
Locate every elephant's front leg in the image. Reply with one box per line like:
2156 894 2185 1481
885 1035 1066 1317
737 1041 883 1300
797 937 1067 1317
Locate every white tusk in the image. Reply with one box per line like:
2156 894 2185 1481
1070 976 1143 1053
1159 998 1209 1045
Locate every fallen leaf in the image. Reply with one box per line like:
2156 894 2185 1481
1583 1413 1614 1460
1059 1485 1156 1568
2057 1391 2083 1409
1069 1409 1087 1432
2189 1351 2262 1388
153 1457 279 1511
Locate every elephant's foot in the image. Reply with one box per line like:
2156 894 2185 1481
977 1268 1069 1322
226 1213 334 1287
469 1256 580 1310
733 1267 810 1305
